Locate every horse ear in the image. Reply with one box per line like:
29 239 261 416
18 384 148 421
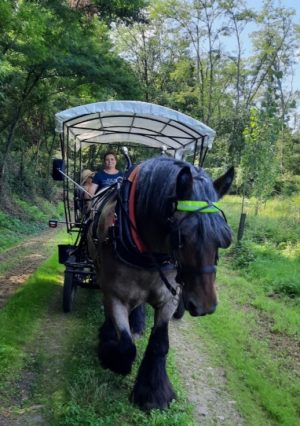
213 166 234 198
176 167 193 199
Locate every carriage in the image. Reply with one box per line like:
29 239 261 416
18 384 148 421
51 100 217 313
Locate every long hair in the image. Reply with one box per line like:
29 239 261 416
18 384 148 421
136 156 231 250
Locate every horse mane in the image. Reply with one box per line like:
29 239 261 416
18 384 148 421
136 156 231 250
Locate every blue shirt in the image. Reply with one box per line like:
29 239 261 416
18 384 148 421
92 170 123 189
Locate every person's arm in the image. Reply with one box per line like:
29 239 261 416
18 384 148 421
89 182 98 195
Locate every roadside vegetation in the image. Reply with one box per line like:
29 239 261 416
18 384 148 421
191 194 300 425
0 197 64 253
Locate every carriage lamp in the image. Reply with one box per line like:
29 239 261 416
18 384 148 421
49 220 58 228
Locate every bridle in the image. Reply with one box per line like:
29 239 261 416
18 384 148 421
168 199 226 284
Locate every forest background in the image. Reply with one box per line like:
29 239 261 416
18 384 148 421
0 0 300 213
1 3 300 424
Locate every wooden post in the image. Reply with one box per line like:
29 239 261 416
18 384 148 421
237 213 247 242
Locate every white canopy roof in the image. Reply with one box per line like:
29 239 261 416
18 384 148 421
55 100 216 153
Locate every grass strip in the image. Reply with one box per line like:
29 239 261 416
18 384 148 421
0 230 67 387
0 255 64 398
188 263 300 426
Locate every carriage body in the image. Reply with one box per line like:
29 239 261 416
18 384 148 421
52 101 216 312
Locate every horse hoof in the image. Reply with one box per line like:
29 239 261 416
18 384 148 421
130 383 176 411
98 331 136 375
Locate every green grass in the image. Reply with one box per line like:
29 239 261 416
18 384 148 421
221 195 300 297
47 294 195 426
0 253 64 394
187 263 300 426
189 194 300 425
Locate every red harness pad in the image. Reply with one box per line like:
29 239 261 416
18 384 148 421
128 165 146 253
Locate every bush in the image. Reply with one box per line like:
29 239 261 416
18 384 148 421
274 174 300 196
0 196 64 252
226 240 256 269
274 281 300 298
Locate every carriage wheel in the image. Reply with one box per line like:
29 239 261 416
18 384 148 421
63 270 76 313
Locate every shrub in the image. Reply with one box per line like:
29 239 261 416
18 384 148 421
227 240 256 269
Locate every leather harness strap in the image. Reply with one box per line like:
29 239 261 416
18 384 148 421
127 164 146 253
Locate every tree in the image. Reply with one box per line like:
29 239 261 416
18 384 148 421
239 103 280 215
0 0 143 198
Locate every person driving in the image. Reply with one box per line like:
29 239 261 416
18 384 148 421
91 152 123 194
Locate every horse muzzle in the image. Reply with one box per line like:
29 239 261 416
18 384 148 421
185 300 217 316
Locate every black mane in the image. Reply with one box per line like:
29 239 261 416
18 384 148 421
136 156 231 249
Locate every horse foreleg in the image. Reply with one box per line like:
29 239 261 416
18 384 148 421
98 300 136 375
130 316 175 410
129 304 145 336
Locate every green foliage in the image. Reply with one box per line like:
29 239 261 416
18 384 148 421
240 107 280 205
275 173 300 196
0 197 64 252
227 240 256 269
93 0 147 23
0 0 144 200
113 0 299 190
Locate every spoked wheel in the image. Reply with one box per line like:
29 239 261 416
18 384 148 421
63 270 77 313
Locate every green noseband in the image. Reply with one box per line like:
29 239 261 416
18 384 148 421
176 200 221 213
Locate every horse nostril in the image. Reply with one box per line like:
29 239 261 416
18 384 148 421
187 301 208 316
208 304 217 314
187 301 217 316
187 301 195 310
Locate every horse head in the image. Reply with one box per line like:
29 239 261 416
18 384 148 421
172 165 234 316
136 157 234 317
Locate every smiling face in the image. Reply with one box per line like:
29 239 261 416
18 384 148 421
104 154 117 171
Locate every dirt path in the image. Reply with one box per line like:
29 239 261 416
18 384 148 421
169 319 244 425
0 230 59 309
0 232 245 425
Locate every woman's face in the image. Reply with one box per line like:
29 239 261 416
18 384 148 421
104 154 117 169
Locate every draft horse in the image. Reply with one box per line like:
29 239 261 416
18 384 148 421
87 156 234 411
